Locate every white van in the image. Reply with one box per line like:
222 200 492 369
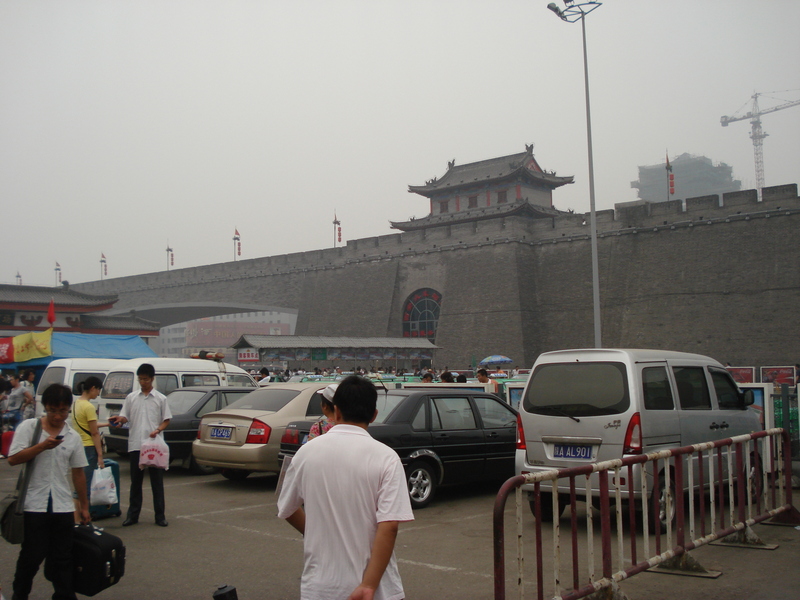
98 357 256 423
515 349 760 525
35 358 127 416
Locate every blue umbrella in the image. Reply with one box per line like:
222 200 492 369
479 355 513 366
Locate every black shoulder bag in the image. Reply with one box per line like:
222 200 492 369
1 418 43 544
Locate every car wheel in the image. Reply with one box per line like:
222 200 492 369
406 460 437 509
648 472 676 534
221 468 250 481
189 454 219 476
528 492 566 522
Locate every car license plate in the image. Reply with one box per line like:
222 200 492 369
553 444 592 459
210 426 233 440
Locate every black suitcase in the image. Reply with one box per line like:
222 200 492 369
89 459 123 520
72 524 126 596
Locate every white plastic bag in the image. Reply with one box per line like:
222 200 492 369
139 437 170 470
89 466 118 506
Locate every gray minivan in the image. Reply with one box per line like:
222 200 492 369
515 349 760 524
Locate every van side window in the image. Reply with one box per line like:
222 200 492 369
155 375 179 396
642 367 674 410
673 367 712 410
182 374 220 387
710 368 742 409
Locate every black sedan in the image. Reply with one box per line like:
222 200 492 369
105 386 256 474
279 389 519 508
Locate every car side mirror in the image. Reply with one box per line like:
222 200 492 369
741 389 754 407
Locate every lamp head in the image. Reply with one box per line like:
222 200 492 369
547 3 565 18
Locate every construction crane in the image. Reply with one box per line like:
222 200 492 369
721 91 800 194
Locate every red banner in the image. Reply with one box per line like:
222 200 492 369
0 337 14 363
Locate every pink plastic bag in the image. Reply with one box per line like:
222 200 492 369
139 437 170 470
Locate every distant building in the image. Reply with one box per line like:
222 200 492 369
154 310 297 359
631 153 741 203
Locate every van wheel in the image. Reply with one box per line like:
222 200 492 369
648 473 676 534
529 492 566 522
407 461 437 509
221 468 250 481
189 454 218 476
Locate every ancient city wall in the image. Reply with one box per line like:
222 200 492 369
74 184 800 368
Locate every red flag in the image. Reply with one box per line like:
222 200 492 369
47 298 56 326
101 253 106 259
665 152 672 172
235 228 240 237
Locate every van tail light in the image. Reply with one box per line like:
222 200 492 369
281 427 300 446
246 419 271 445
516 414 526 450
623 412 642 454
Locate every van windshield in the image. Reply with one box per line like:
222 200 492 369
524 362 630 417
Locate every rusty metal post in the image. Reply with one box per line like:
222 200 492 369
674 454 685 550
599 469 612 579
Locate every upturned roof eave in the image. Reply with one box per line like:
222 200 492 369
408 170 573 197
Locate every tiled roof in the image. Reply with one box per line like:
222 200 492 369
391 201 564 231
0 284 118 307
82 315 161 332
408 147 572 196
231 335 439 350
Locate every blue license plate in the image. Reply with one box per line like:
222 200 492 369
553 444 592 459
210 426 232 440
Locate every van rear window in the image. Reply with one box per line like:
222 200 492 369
524 362 629 417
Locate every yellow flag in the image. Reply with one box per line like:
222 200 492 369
13 329 53 362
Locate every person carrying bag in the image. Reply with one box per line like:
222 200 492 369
0 418 42 544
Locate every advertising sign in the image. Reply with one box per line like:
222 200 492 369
238 348 259 363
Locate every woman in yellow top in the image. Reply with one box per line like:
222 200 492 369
72 376 108 498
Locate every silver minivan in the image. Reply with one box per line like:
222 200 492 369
515 349 760 523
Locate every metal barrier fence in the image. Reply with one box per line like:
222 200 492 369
493 428 800 600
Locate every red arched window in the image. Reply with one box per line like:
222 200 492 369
402 288 442 342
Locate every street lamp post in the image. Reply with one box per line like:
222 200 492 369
547 0 603 348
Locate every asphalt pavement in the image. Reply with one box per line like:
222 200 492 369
0 458 799 600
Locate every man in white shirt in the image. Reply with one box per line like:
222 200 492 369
108 363 172 527
8 383 90 600
277 375 414 600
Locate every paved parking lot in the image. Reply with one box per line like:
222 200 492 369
1 458 799 599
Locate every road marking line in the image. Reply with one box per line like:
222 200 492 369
401 511 485 533
397 558 492 579
177 503 275 519
181 516 300 542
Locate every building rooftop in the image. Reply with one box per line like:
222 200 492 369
408 145 573 197
0 283 118 311
231 335 439 350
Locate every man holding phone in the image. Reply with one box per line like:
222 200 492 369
108 363 171 527
8 383 90 600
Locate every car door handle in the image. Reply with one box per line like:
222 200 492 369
486 432 499 438
434 433 449 439
709 423 720 430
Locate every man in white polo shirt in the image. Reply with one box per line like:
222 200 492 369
108 363 172 527
277 375 414 600
9 383 90 600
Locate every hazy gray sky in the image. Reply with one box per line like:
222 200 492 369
2 0 798 287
